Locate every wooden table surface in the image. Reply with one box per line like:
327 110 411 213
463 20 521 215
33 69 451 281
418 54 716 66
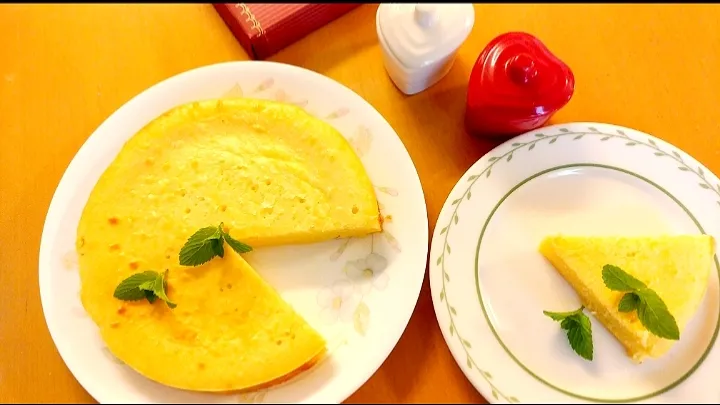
2 3 720 403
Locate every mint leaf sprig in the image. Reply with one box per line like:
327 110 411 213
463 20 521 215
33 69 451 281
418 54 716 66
114 270 176 308
179 222 252 266
543 306 594 361
602 264 680 341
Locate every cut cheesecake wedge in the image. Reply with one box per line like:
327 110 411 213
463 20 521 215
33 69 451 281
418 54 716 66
539 235 715 362
85 250 328 392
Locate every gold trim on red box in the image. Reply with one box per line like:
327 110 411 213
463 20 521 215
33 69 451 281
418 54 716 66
234 3 265 35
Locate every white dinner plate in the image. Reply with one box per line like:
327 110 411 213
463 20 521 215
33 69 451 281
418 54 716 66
39 61 429 404
429 122 720 404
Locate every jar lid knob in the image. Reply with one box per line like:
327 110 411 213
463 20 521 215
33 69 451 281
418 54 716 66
414 4 439 28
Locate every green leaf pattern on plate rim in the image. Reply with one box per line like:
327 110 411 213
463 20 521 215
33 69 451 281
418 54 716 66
436 126 720 403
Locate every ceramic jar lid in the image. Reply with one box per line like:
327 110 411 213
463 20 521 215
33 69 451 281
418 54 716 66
377 4 474 69
464 32 576 136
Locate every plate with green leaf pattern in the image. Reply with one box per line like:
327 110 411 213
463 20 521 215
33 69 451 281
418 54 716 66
429 122 720 404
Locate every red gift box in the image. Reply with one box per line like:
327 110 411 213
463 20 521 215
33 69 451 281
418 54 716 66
214 3 362 60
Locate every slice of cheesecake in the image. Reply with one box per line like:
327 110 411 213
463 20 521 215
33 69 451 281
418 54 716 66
539 235 714 363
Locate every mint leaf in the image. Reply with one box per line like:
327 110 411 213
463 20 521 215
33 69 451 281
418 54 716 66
222 230 253 255
543 307 584 321
179 225 223 266
144 291 157 303
212 238 225 258
602 264 647 291
180 223 253 266
113 271 159 301
603 264 679 340
635 288 680 340
566 314 593 361
138 281 154 291
544 306 593 361
115 271 176 308
618 292 639 313
150 270 176 309
138 280 160 304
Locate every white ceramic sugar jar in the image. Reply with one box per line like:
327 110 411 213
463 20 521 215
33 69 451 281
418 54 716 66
376 3 475 96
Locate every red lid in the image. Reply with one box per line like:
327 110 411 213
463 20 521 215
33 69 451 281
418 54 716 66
465 32 575 136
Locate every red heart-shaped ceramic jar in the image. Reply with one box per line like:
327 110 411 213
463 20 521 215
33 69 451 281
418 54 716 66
464 32 575 138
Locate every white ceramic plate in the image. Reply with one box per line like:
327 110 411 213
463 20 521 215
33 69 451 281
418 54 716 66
429 122 720 404
39 61 429 404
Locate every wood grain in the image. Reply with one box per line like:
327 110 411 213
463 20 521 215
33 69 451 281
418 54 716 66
1 3 719 403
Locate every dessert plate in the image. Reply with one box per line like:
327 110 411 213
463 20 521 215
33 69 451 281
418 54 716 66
429 122 720 403
39 61 429 404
